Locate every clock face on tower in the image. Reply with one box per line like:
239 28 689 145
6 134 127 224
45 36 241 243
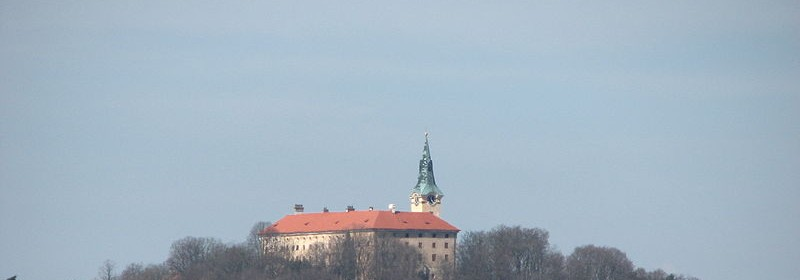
426 194 436 204
411 193 421 206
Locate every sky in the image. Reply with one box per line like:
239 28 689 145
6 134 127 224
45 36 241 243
1 1 798 279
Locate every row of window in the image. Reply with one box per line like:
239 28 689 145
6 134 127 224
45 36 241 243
279 232 453 242
409 242 449 249
289 253 450 263
291 244 321 251
283 235 340 241
291 241 450 251
431 254 449 262
392 232 451 238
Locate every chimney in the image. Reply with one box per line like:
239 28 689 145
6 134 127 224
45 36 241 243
323 207 329 213
388 204 397 214
293 204 304 214
368 206 374 211
346 205 355 212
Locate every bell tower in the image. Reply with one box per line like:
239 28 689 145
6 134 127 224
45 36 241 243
410 132 445 216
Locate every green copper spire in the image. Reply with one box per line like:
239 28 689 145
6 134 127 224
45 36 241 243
412 132 444 197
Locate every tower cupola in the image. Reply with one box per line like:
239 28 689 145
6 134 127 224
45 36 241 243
410 132 445 216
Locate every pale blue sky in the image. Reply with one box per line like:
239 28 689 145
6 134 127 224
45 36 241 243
1 1 798 279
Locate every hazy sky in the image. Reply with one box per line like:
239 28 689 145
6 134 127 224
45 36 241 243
1 1 798 279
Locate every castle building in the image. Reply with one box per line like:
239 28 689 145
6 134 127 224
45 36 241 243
259 133 458 278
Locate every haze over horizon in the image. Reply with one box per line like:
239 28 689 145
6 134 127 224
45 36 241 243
2 1 798 280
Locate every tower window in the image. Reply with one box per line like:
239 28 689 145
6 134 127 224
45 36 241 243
445 234 449 238
444 242 449 248
432 242 436 248
405 233 410 238
418 242 423 248
445 254 449 261
432 233 437 238
418 233 423 237
432 254 437 261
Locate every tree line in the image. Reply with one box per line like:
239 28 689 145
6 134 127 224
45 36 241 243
95 223 698 280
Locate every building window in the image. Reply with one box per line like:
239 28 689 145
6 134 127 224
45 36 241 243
433 233 437 238
445 234 449 238
405 232 410 238
418 242 423 248
445 254 449 261
418 233 423 237
444 242 449 249
432 242 436 248
432 254 437 261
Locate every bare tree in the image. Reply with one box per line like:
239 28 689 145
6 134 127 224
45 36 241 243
166 236 223 278
120 263 143 280
434 256 457 280
457 231 493 280
109 224 699 280
96 259 116 280
565 245 634 280
631 269 700 280
367 236 425 280
201 244 258 280
259 236 293 278
457 225 564 280
247 221 271 254
325 233 359 280
119 263 169 280
543 251 567 280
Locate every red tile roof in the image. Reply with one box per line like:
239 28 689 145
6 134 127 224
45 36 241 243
260 210 459 235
